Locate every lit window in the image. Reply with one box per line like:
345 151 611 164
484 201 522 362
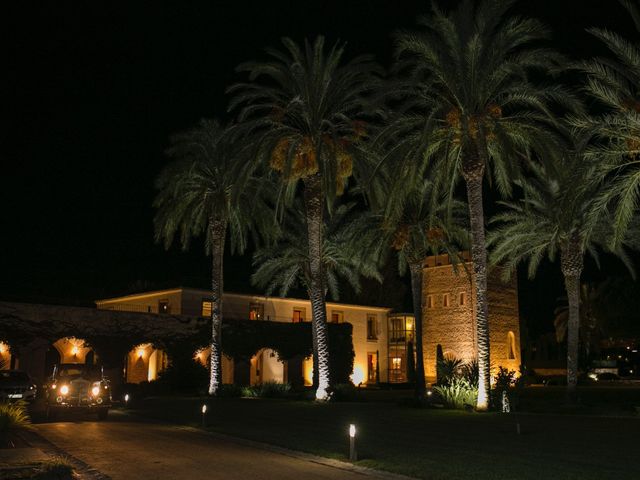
367 353 377 382
249 303 264 320
367 314 377 340
292 308 305 323
201 299 212 317
390 317 404 342
331 311 344 323
392 357 402 369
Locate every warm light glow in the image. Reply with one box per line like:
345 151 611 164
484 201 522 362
350 366 365 386
0 342 7 354
137 348 145 358
71 345 79 356
92 386 100 396
201 404 207 414
60 385 69 395
124 393 130 403
427 390 432 396
51 384 57 390
349 424 356 438
302 357 313 386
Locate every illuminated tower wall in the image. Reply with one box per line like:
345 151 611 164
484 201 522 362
422 254 521 383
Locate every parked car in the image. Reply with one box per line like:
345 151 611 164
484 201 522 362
44 364 112 420
0 370 37 402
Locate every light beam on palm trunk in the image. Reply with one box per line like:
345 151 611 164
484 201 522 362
154 119 273 397
230 36 381 400
391 0 575 409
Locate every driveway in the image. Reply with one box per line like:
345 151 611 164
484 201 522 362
33 412 385 480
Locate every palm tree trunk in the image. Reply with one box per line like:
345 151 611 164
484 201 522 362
208 218 227 396
409 262 426 399
561 241 583 402
304 172 331 400
463 172 491 411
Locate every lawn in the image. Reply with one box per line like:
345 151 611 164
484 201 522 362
128 389 640 480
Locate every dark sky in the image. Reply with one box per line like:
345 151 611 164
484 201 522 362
2 1 636 334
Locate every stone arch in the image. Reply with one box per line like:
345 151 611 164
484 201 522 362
52 337 92 364
0 342 12 370
250 348 284 385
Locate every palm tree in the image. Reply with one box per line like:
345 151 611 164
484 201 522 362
373 171 468 399
553 282 608 364
252 202 381 300
252 201 381 389
489 158 636 397
573 0 640 248
391 0 571 409
228 37 381 400
154 119 271 396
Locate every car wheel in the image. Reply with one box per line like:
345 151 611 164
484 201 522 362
97 408 109 420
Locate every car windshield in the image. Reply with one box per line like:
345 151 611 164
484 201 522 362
57 366 101 380
0 371 29 381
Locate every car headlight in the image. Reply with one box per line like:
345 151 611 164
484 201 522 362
60 385 69 395
91 386 100 396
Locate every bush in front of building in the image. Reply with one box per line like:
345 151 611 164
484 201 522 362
433 378 478 409
241 381 292 398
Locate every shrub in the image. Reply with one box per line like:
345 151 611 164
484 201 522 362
241 381 291 398
491 367 519 411
34 456 74 480
433 378 478 410
329 383 365 402
461 360 479 387
0 401 31 433
436 356 464 385
218 384 243 398
154 360 208 394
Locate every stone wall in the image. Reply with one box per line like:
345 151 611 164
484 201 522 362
422 260 520 383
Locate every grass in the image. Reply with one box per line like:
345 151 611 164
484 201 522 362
129 386 640 480
0 402 31 434
0 457 75 480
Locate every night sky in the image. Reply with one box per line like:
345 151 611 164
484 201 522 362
2 1 637 337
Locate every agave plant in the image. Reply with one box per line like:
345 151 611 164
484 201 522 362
433 378 478 410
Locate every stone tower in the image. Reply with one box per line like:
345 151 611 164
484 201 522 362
422 253 521 383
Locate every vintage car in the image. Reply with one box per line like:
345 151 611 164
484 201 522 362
0 370 37 402
45 364 112 420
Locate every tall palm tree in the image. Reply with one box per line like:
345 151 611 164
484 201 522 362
229 37 381 400
154 119 271 396
252 201 381 388
553 282 608 364
252 202 381 301
573 0 640 248
488 158 636 397
366 166 468 399
391 0 571 409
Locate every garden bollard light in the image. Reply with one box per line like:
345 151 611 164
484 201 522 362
349 424 357 462
202 404 207 427
124 393 129 407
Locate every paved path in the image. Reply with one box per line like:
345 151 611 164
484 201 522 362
33 413 377 480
